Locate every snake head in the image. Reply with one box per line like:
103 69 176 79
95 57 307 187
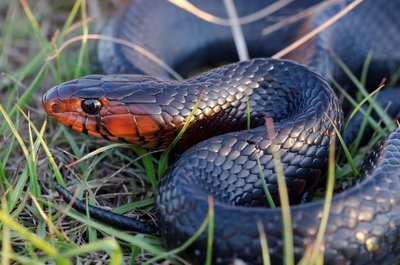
43 75 168 147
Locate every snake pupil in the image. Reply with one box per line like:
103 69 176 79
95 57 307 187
81 99 102 115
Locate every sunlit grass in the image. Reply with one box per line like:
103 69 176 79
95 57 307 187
264 117 293 265
257 221 271 265
298 134 336 265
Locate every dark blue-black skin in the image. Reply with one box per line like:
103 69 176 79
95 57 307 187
45 0 400 264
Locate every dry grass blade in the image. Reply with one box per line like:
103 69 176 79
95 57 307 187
264 117 293 265
257 221 271 265
223 0 249 61
262 0 338 36
237 0 293 25
273 0 363 59
299 135 336 265
63 17 95 35
47 34 183 81
168 0 293 26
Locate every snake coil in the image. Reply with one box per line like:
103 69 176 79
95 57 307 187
43 0 400 264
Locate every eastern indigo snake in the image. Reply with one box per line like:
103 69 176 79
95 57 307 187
42 0 400 264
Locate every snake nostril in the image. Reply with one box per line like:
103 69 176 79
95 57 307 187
43 101 60 114
51 102 60 113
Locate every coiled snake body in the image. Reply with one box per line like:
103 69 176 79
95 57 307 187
43 0 400 264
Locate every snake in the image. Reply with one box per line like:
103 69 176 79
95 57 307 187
42 0 400 264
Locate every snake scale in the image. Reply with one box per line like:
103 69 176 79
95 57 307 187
43 0 400 264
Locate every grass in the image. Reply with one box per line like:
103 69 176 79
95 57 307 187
0 0 399 264
0 0 166 263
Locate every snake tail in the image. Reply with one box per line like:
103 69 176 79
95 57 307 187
55 184 160 236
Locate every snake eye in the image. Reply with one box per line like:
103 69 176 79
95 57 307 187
81 99 102 115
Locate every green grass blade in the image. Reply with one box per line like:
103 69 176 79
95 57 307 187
54 238 123 264
256 155 275 208
0 64 47 135
0 163 9 192
66 143 133 167
130 245 140 265
16 64 47 107
0 198 67 264
52 202 163 251
10 48 48 90
27 115 41 200
1 128 16 168
1 200 11 265
335 56 396 131
74 0 89 78
387 67 400 88
0 105 37 210
158 93 204 177
19 0 48 42
360 51 373 87
344 84 384 132
350 103 374 155
131 146 157 191
20 116 65 186
143 208 209 265
300 136 336 265
9 167 29 210
205 196 214 265
0 104 29 157
61 0 81 32
60 127 87 172
327 114 359 177
333 79 385 136
113 198 154 214
246 93 251 129
8 254 43 265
